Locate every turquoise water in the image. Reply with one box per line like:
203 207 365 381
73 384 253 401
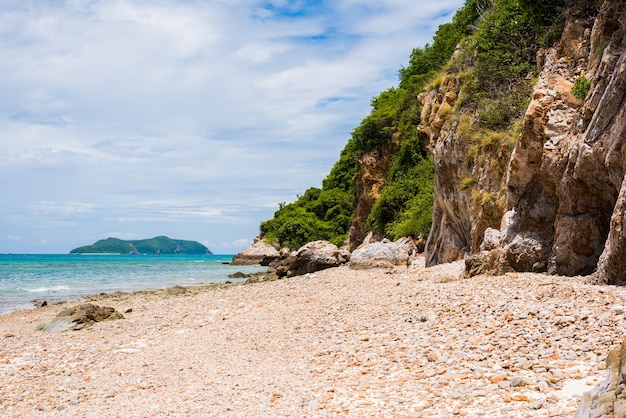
0 254 263 315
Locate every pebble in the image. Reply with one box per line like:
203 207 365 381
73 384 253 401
0 261 625 417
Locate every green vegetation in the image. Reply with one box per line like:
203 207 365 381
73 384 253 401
367 155 435 240
352 1 479 156
571 76 592 99
460 177 476 190
456 0 557 130
258 0 592 250
351 1 481 240
260 140 359 249
70 236 211 254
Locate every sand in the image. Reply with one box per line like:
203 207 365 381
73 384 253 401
1 258 626 417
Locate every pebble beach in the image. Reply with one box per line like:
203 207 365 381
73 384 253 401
1 258 625 417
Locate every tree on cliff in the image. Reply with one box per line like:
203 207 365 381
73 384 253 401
257 0 590 251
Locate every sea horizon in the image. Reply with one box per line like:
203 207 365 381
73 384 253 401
0 253 263 315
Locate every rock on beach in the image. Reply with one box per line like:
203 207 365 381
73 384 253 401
35 303 124 333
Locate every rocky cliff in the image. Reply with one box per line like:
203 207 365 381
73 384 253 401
420 73 513 267
348 140 398 251
424 2 626 285
251 0 626 287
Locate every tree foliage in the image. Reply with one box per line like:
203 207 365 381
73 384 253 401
367 155 434 240
260 141 359 250
258 0 585 249
351 1 481 239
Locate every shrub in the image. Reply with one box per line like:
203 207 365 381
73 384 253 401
571 76 592 100
460 177 476 190
367 158 435 240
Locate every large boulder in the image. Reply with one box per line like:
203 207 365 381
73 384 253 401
231 235 281 266
36 303 124 333
272 241 350 278
350 237 417 270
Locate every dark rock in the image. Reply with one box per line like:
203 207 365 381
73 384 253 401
163 285 187 295
244 271 279 284
36 303 124 333
33 300 48 308
272 241 350 278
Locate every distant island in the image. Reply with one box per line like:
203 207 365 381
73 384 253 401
70 236 212 255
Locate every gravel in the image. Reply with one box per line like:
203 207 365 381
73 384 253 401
1 257 625 417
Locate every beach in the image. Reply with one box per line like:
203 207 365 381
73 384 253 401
1 258 625 417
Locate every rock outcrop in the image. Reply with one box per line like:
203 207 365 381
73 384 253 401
231 235 281 266
575 338 626 418
350 237 416 269
272 240 350 278
36 303 124 333
421 75 512 267
348 141 399 251
427 2 626 285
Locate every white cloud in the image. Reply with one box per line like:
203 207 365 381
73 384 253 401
26 201 95 215
0 0 466 254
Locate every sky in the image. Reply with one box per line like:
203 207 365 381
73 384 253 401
0 0 465 254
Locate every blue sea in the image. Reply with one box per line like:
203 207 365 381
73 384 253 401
0 254 263 315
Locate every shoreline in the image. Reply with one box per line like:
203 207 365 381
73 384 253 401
1 260 625 416
1 272 267 318
0 253 261 317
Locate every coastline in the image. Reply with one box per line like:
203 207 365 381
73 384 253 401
1 276 257 318
1 259 625 416
0 253 262 316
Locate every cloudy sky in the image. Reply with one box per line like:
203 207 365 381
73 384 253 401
0 0 464 254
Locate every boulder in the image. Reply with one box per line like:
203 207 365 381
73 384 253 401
231 235 281 266
350 237 417 270
272 241 350 278
575 338 626 418
36 303 124 333
480 227 501 252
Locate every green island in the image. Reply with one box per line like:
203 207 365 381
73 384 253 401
69 236 212 255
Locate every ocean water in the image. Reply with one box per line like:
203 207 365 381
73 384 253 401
0 254 263 315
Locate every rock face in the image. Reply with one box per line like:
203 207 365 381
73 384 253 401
36 303 124 333
350 237 416 269
575 338 626 418
427 2 626 285
421 75 511 267
348 141 399 251
231 235 281 266
272 241 350 278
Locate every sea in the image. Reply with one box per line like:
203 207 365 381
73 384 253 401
0 254 263 315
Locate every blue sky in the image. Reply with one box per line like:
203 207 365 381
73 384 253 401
0 0 465 254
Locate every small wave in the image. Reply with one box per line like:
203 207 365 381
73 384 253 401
22 285 70 293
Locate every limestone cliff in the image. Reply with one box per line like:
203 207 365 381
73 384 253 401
420 74 513 267
348 137 401 251
426 2 626 285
